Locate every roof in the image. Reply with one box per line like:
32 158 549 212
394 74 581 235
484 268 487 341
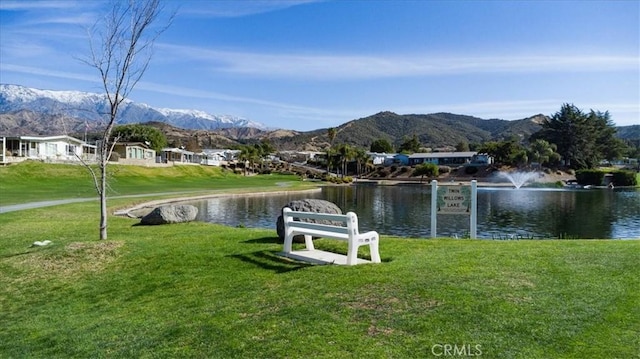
408 151 478 159
115 142 152 149
161 147 195 155
1 135 88 145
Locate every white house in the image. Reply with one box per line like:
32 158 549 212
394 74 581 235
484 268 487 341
159 147 198 164
200 149 241 166
277 150 323 163
0 135 96 163
367 152 397 166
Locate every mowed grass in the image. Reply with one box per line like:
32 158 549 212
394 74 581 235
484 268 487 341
0 162 638 358
0 161 310 206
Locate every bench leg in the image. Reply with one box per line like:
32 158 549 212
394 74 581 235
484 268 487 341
347 240 359 265
369 239 381 263
304 235 315 251
283 234 293 253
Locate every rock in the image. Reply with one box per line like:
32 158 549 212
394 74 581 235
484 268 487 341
276 199 343 241
31 240 52 247
140 204 198 225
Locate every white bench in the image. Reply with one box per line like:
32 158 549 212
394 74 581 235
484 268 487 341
281 207 381 265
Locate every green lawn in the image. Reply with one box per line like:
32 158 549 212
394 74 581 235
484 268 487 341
0 162 638 358
0 161 312 206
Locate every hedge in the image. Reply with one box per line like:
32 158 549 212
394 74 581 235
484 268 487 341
576 169 637 186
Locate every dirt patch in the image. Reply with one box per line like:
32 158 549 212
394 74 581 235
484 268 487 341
13 240 125 279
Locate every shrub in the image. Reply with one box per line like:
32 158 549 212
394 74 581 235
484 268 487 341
464 166 478 175
400 166 410 173
575 170 605 186
413 163 438 178
438 165 451 174
611 170 637 186
376 168 391 177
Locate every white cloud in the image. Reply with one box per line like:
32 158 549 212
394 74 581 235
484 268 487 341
177 0 320 18
157 43 639 80
0 1 85 11
0 64 96 83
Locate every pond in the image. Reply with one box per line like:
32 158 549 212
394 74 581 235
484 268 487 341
184 184 640 239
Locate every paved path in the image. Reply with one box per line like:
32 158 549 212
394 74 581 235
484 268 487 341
0 191 207 214
0 183 311 214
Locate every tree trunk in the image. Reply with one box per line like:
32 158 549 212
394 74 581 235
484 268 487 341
82 0 171 240
99 162 108 240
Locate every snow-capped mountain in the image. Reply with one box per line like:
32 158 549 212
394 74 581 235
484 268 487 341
0 84 267 131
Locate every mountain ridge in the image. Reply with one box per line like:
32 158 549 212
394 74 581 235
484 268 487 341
0 84 267 132
2 84 636 152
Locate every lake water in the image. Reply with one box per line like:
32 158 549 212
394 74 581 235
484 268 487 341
184 184 640 239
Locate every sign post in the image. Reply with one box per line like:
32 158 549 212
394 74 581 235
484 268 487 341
430 180 477 238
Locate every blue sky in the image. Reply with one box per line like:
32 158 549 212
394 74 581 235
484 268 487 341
1 0 638 131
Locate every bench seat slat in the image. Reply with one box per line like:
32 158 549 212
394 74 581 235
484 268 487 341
288 222 350 239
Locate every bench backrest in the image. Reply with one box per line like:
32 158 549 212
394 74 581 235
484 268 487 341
282 207 360 237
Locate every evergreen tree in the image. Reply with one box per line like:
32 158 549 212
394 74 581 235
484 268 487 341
456 141 470 152
370 138 394 153
477 140 524 166
112 124 167 152
398 134 420 153
534 104 622 169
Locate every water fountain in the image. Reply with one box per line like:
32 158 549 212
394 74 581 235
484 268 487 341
498 171 539 189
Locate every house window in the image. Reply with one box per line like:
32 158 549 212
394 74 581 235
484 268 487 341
45 143 57 156
67 144 76 156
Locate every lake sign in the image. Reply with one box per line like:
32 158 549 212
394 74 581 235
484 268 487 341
431 180 478 238
437 185 471 214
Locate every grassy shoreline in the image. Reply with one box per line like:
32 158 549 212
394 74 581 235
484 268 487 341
0 161 320 206
1 162 638 357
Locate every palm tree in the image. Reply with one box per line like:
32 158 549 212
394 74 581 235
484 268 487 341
326 127 337 173
239 145 260 175
353 147 371 177
336 143 355 178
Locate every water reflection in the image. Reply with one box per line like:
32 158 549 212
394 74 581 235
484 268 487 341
185 185 640 239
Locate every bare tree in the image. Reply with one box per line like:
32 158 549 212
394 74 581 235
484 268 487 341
82 0 171 240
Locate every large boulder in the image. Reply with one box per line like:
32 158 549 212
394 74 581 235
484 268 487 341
276 199 343 241
140 204 198 225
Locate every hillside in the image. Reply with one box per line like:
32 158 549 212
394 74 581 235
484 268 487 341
2 97 634 153
136 112 545 152
617 125 640 141
0 110 572 152
0 109 86 135
262 112 545 151
2 84 636 152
